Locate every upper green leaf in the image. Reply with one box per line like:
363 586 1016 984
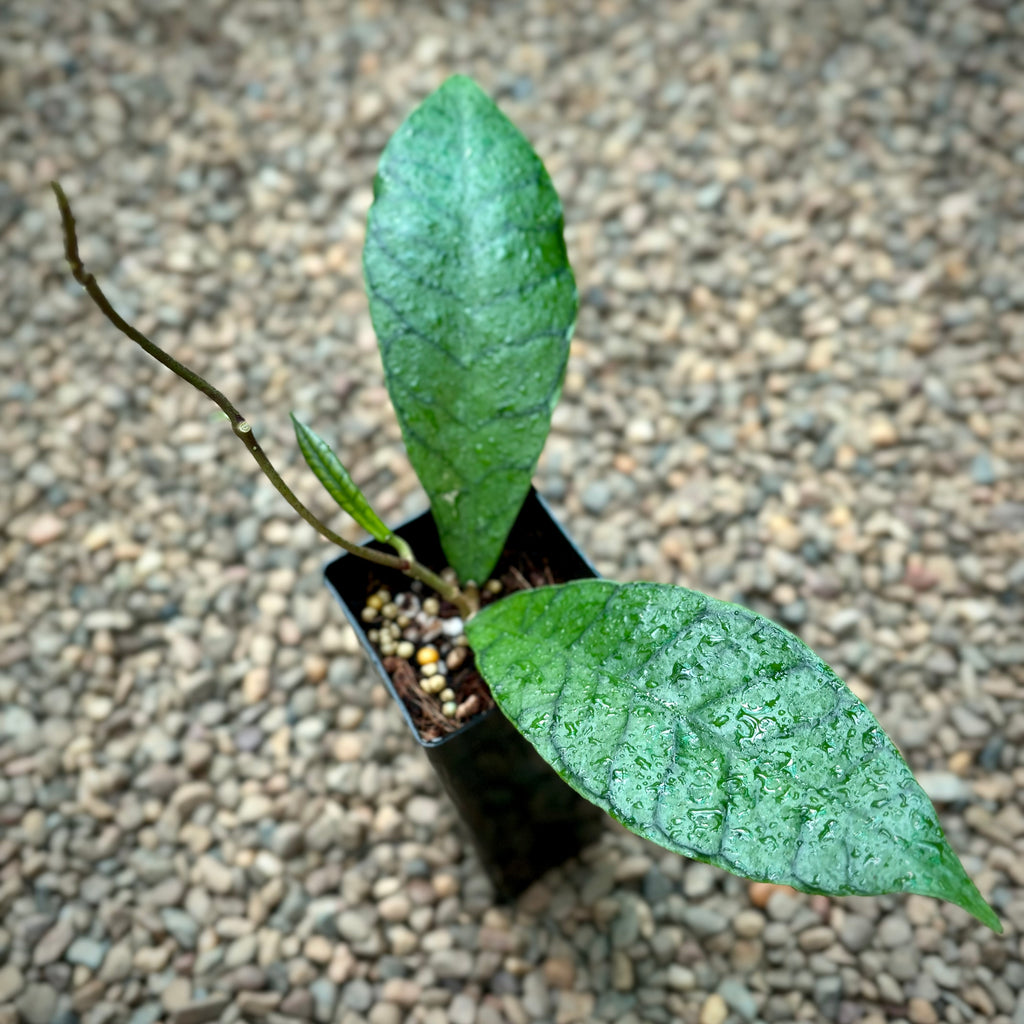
466 580 1000 931
363 75 577 582
291 413 401 551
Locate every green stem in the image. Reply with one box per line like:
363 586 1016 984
51 182 474 619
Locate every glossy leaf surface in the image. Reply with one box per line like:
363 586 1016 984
466 580 1000 930
364 75 576 582
291 414 396 547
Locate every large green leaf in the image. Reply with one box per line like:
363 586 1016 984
363 75 576 582
466 580 1000 930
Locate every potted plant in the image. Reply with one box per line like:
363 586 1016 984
52 75 1001 931
322 487 605 898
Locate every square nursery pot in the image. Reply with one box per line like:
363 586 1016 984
324 488 605 900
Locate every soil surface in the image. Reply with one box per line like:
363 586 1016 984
366 550 561 741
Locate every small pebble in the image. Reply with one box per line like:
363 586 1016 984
699 992 728 1024
416 646 439 666
456 695 481 720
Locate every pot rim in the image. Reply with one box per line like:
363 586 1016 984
322 488 596 748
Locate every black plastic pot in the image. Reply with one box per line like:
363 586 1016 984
323 488 604 899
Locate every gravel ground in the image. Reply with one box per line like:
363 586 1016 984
2 2 1023 1023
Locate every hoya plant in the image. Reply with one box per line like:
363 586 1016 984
53 75 1000 932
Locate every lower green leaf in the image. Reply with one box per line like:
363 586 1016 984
466 580 1000 931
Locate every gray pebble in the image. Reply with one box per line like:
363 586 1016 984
99 942 133 982
17 984 58 1024
281 987 314 1017
765 891 802 922
814 976 842 1019
161 908 199 950
169 995 230 1024
665 964 696 990
887 945 921 982
342 978 374 1013
223 933 258 969
32 918 75 966
718 979 759 1022
701 425 735 453
0 964 24 1002
798 926 834 952
682 863 717 899
950 705 992 740
368 1005 403 1024
924 955 961 989
680 905 727 938
695 182 724 209
971 452 996 484
128 1004 164 1024
916 771 972 803
838 914 875 954
430 948 474 979
310 977 338 1021
270 821 305 859
337 908 374 943
131 850 176 885
610 897 641 948
1 706 38 746
142 877 186 908
643 866 674 905
876 913 917 950
581 481 613 515
65 936 109 970
522 970 551 1017
193 946 225 976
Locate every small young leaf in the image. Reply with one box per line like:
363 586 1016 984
466 580 1000 931
364 75 577 582
291 414 397 549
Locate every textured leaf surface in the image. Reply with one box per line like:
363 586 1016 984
291 414 396 547
364 75 576 582
466 580 1000 930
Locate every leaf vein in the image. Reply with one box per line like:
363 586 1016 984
365 267 470 370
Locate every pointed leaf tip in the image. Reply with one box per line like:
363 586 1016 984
466 580 1001 931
